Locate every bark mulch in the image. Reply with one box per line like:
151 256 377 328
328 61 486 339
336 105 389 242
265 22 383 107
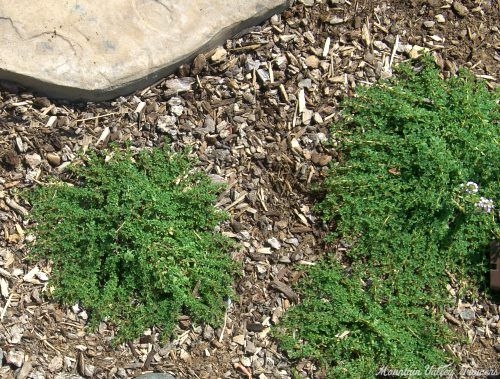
0 0 498 377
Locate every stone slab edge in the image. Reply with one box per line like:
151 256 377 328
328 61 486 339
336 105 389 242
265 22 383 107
0 1 292 102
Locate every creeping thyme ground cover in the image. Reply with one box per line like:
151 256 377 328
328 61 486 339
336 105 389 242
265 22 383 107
276 58 499 377
25 147 235 342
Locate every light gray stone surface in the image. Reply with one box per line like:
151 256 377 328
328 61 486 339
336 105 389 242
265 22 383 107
0 0 290 101
134 374 175 379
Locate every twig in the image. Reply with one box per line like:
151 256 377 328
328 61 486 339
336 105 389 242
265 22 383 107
443 311 461 326
127 341 140 360
268 61 274 83
34 330 61 352
5 197 29 217
42 338 59 353
279 84 289 103
224 192 248 211
292 100 298 129
228 44 262 52
142 347 156 371
0 293 13 320
75 112 120 122
218 298 231 343
389 34 400 69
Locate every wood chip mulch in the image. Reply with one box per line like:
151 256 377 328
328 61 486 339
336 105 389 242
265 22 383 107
0 0 498 378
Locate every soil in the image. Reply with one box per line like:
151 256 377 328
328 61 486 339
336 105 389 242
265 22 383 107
0 0 498 378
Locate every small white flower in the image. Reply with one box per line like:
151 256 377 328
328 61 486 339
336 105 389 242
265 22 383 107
474 197 495 213
461 181 479 194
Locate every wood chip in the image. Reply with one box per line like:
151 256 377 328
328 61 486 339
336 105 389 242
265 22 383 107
270 280 298 302
5 198 29 217
322 37 331 57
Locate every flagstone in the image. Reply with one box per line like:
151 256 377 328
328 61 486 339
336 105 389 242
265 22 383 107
0 0 290 101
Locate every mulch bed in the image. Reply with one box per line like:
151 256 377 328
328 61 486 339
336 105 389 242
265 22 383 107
0 0 498 377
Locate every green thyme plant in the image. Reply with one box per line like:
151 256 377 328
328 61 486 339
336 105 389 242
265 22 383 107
276 57 499 377
25 146 235 342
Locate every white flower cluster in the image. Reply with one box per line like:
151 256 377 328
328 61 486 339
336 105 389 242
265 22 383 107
475 197 495 214
460 181 479 194
459 181 495 214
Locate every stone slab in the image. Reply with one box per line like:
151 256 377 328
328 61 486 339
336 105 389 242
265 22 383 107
135 374 175 379
0 0 290 101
